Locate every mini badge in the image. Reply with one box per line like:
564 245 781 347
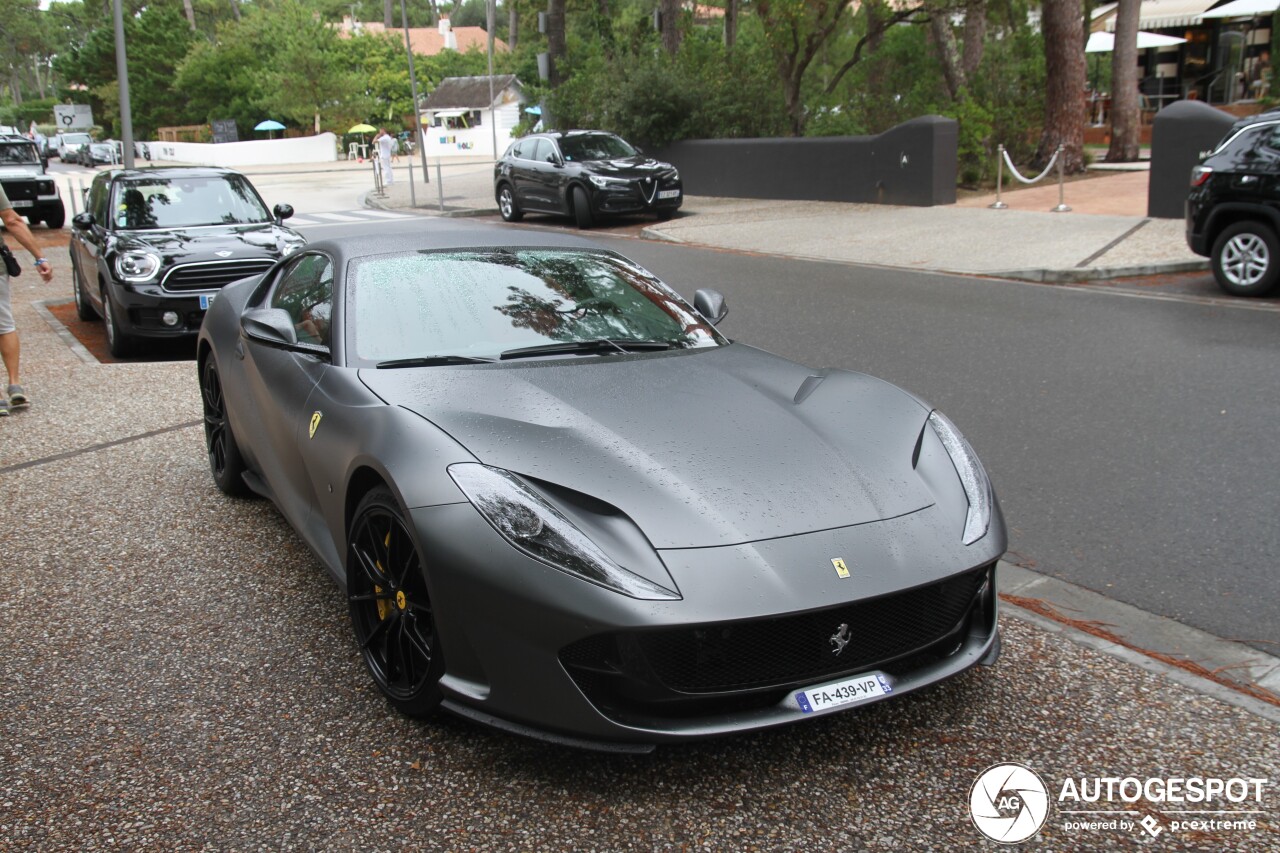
831 557 851 579
309 411 322 439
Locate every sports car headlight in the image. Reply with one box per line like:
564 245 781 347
588 175 629 189
114 251 161 282
448 463 680 600
928 410 992 546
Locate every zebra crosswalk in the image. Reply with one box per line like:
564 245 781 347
287 209 418 227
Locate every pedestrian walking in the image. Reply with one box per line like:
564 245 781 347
0 185 54 417
375 128 394 186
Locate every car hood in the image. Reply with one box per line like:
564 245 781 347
114 222 304 261
359 345 934 549
583 156 675 178
0 166 43 179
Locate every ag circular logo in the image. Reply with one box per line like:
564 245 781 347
969 762 1050 843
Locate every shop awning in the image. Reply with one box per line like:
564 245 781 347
1086 30 1189 51
1201 0 1280 18
431 109 469 118
1104 0 1220 30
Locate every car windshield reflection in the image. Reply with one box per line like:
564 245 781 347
113 175 271 230
560 134 637 162
350 249 724 365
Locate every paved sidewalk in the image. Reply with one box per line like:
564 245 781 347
364 162 1208 282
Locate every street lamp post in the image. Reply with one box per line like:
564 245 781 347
112 0 135 168
399 0 430 187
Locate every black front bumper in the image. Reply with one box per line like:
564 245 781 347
108 280 213 339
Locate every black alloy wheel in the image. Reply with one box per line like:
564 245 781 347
347 487 444 717
72 258 97 321
572 186 594 229
200 356 250 497
101 286 134 358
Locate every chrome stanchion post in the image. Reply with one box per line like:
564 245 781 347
372 158 387 198
989 144 1008 209
1052 144 1072 213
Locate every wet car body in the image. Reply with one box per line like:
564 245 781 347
494 131 682 228
197 226 1004 751
70 166 304 356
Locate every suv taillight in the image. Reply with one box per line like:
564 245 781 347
1191 165 1214 187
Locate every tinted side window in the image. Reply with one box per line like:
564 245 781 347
89 176 110 224
508 140 526 159
271 254 334 348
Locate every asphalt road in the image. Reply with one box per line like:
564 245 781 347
607 237 1280 657
283 215 1280 655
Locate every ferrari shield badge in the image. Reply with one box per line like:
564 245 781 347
831 558 851 579
309 411 322 439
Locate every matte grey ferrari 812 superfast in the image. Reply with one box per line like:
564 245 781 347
197 227 1005 752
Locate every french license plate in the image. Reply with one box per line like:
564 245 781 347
794 672 893 714
657 189 680 200
10 200 32 208
199 294 216 310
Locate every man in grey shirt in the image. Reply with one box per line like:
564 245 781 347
1 184 55 416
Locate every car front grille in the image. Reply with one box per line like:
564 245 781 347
0 180 37 202
160 259 274 293
560 564 992 721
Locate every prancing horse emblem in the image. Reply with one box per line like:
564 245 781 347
830 623 851 655
309 411 322 439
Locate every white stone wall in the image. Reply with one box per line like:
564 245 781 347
148 133 340 167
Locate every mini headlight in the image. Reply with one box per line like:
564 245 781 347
588 175 629 189
928 410 992 546
114 251 161 282
448 463 680 600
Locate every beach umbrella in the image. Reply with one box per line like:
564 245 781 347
348 123 377 134
254 119 286 139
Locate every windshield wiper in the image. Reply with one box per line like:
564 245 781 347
499 339 674 361
375 355 496 368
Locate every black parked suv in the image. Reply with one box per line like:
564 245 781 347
494 131 682 228
70 167 305 357
0 133 66 228
1186 110 1280 296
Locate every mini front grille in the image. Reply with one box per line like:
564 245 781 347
560 565 991 720
161 259 274 292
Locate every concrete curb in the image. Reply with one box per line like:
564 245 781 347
995 260 1210 283
998 560 1280 723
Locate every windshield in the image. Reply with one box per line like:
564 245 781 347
112 174 271 230
0 143 39 165
62 133 92 145
350 249 725 364
559 134 637 162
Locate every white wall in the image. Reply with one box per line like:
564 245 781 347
423 103 521 159
148 133 340 167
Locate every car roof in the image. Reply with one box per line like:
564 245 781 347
525 130 622 142
303 225 614 268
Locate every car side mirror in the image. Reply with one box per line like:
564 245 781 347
694 288 728 325
72 213 95 231
273 203 294 225
241 307 298 346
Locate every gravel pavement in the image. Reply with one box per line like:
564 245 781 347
1 258 1277 851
